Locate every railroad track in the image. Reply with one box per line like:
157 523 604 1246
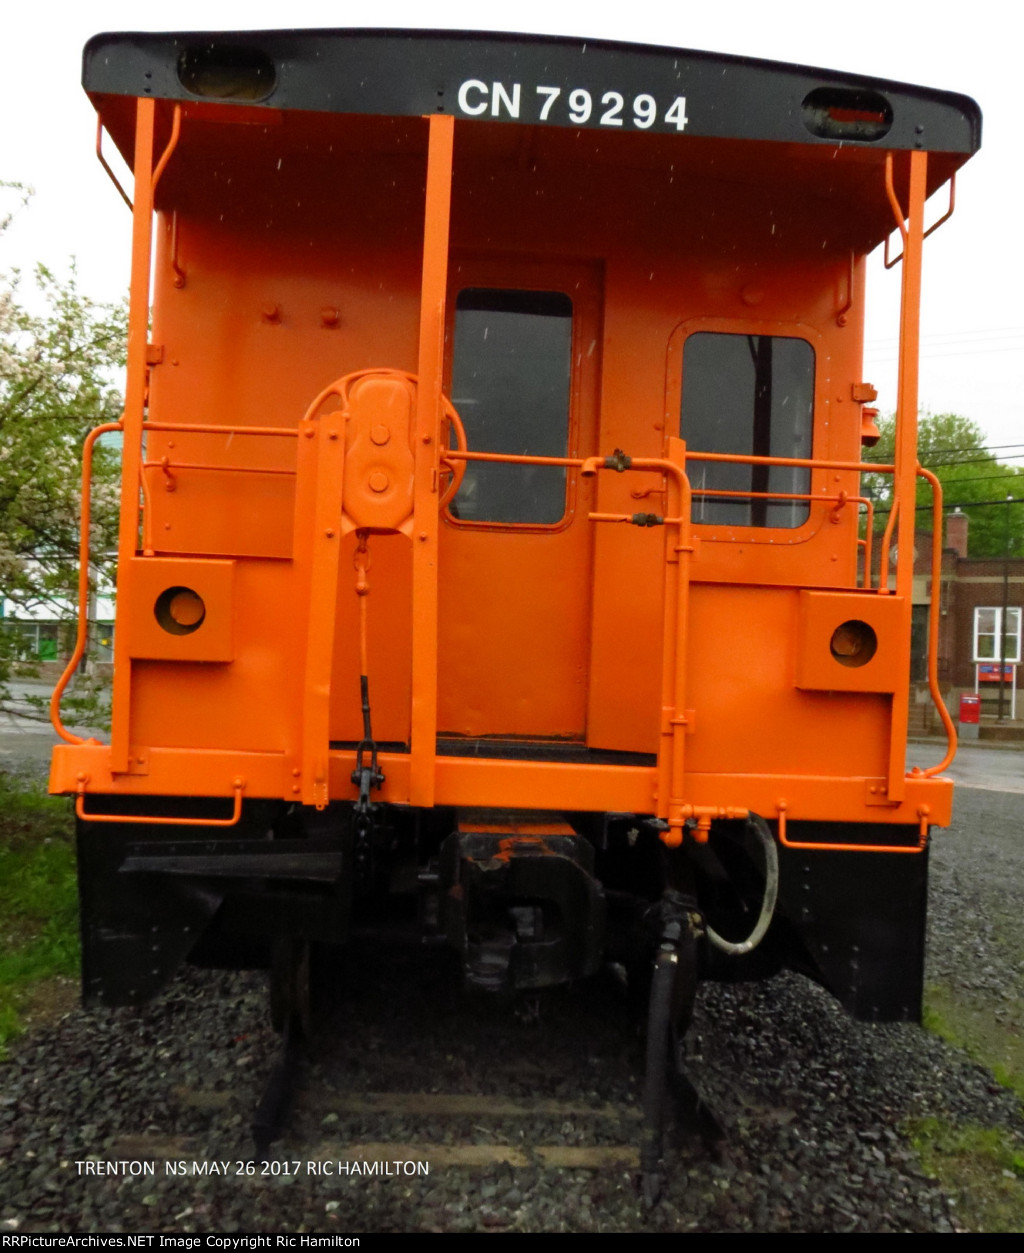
109 1088 643 1172
101 945 660 1178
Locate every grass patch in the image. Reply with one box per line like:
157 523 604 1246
924 984 1024 1102
916 986 1024 1230
0 772 79 1053
908 1117 1024 1232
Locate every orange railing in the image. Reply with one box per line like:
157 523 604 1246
444 440 956 848
50 421 124 746
55 428 955 846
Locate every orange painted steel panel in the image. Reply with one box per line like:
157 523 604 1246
53 97 960 837
437 528 593 738
126 560 296 756
409 114 455 809
144 452 296 560
125 557 235 663
587 275 867 754
428 755 656 814
109 96 156 774
682 584 892 782
50 742 282 801
794 591 905 695
52 738 952 834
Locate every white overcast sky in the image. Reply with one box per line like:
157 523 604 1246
3 0 1021 452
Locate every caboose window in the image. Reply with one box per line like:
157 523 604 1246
681 333 814 528
449 289 573 525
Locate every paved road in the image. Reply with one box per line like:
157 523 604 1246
0 679 102 773
907 739 1024 794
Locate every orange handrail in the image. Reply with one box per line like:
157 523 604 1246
142 459 296 480
95 120 132 210
447 448 883 589
144 421 298 438
883 151 910 270
886 168 956 269
75 777 246 827
151 104 181 193
775 801 929 854
49 421 124 746
689 450 895 475
911 466 958 777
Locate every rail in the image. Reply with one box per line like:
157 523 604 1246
685 449 894 590
672 447 956 775
445 443 697 839
50 421 124 746
139 428 299 552
57 413 952 834
885 160 956 270
775 800 929 854
75 776 246 827
444 441 954 842
911 466 958 777
95 121 132 211
53 418 298 743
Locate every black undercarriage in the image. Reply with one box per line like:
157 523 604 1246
76 796 928 1200
76 798 927 1023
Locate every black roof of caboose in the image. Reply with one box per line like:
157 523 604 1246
83 29 980 257
83 28 981 154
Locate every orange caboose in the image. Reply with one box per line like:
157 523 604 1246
51 28 979 1187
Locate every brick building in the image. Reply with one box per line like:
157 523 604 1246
911 510 1023 727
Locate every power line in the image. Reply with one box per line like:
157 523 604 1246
915 443 1024 457
873 496 1024 514
910 473 1024 489
863 443 1024 470
914 458 1024 472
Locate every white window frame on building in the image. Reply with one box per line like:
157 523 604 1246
973 606 1020 721
972 606 1022 663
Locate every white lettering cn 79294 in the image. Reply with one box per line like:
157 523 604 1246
456 80 689 131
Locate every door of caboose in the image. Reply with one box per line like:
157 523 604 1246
436 259 601 743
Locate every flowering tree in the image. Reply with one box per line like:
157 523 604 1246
1 184 126 722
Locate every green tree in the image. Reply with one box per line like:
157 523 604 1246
1 184 126 722
863 411 1024 559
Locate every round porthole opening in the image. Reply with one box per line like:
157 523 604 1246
155 586 206 636
830 619 877 668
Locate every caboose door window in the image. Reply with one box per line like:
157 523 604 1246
449 289 573 526
436 264 600 741
681 332 815 528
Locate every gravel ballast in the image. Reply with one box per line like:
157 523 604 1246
1 782 1022 1233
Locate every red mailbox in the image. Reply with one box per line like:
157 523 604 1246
959 694 981 725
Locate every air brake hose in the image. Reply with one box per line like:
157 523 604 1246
704 813 780 957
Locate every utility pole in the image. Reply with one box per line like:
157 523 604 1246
997 493 1011 722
